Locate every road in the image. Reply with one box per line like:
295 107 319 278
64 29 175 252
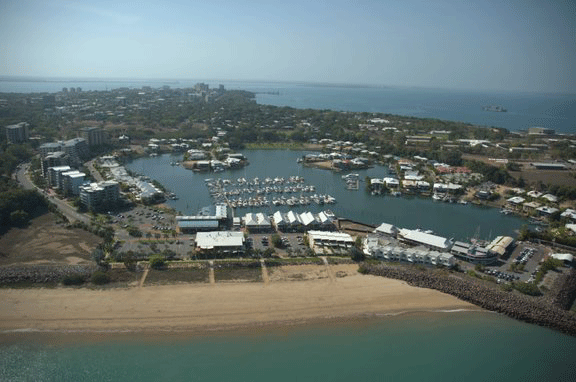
15 163 91 224
85 160 104 182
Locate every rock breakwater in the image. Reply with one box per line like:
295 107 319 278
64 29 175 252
0 265 98 285
361 263 576 336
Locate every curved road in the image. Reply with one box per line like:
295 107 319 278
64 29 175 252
15 163 91 224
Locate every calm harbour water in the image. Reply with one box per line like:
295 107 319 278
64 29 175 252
127 150 526 241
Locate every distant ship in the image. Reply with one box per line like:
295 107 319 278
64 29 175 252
483 105 507 112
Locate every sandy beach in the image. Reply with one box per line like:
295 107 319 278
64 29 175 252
0 265 477 333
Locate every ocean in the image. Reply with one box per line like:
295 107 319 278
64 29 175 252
0 77 574 134
2 312 575 381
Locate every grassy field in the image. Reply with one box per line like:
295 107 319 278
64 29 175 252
145 268 209 285
214 267 263 282
0 213 102 266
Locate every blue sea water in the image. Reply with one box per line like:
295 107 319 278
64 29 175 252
1 77 574 134
2 312 575 382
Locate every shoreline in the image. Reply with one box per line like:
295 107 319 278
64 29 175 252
0 309 486 346
0 265 479 337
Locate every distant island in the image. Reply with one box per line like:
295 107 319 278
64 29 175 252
483 105 507 112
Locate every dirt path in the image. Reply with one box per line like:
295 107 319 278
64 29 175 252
320 256 336 282
208 260 215 285
139 268 149 287
260 259 270 285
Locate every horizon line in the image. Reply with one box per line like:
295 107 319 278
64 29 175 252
0 75 571 95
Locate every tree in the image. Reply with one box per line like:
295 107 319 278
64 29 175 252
349 246 365 262
9 209 29 227
271 234 282 248
91 248 105 265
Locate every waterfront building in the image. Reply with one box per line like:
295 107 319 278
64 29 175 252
195 231 244 254
374 223 399 237
307 230 353 250
485 236 515 258
286 211 303 231
5 122 29 144
507 196 525 208
397 229 453 252
363 237 455 267
523 201 541 213
541 194 558 203
561 209 576 222
79 181 120 211
450 241 497 265
300 212 320 230
176 204 228 233
536 206 559 216
244 212 272 232
317 211 336 230
273 211 288 231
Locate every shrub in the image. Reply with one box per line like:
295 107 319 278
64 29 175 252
514 282 541 296
91 271 110 285
149 254 165 269
62 274 86 286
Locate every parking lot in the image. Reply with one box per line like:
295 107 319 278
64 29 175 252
247 232 310 256
482 242 552 282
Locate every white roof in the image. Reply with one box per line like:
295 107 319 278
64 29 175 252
566 224 576 233
300 212 317 226
527 191 543 198
196 231 244 249
561 209 576 219
273 211 286 225
375 223 398 235
536 206 559 215
542 194 558 202
287 210 301 225
507 196 525 204
308 230 353 243
551 253 573 262
399 229 451 250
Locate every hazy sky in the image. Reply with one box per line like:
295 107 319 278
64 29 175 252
1 0 575 92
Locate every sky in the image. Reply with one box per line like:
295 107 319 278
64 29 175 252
0 0 575 92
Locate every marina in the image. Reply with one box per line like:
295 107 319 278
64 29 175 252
205 176 336 209
125 150 529 241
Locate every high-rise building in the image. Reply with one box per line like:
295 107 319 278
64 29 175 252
5 122 29 144
79 181 120 211
80 126 105 147
41 151 68 176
